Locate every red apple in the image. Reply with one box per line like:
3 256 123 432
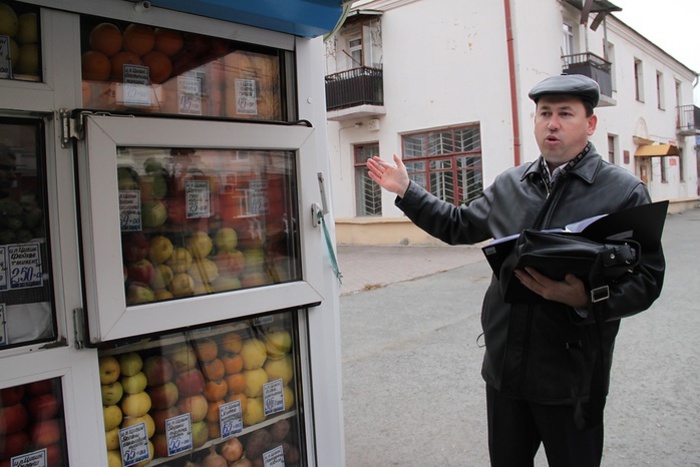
45 443 62 465
151 406 179 433
29 419 61 448
213 249 245 277
0 430 29 459
0 404 29 435
175 369 205 397
127 259 155 284
122 232 150 262
26 380 53 396
26 394 60 421
152 432 169 458
175 394 208 423
0 386 25 406
147 381 179 410
143 356 174 386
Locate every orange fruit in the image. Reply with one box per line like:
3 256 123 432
154 28 183 56
142 50 172 84
225 392 248 413
201 358 225 381
203 379 228 402
123 23 155 56
221 332 243 354
89 23 122 57
110 51 142 82
221 353 243 375
192 338 218 362
206 399 224 422
81 50 111 81
224 372 245 394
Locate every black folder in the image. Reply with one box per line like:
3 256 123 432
481 200 669 302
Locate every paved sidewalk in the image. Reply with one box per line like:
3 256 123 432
336 244 486 295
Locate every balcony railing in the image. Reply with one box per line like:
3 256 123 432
677 104 700 135
325 66 383 111
561 52 613 98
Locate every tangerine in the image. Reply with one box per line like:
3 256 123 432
221 353 243 375
192 338 218 362
154 28 183 56
224 372 245 394
142 50 172 84
81 50 111 81
89 23 122 57
225 392 248 413
123 23 155 56
203 379 228 402
110 50 142 82
201 358 225 381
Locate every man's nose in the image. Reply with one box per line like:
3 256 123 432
547 116 560 130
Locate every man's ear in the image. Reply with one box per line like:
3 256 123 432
587 114 598 136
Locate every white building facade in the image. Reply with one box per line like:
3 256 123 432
325 0 699 245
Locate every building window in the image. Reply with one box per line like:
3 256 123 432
401 124 484 206
634 58 644 102
354 143 382 216
660 157 667 183
678 147 685 182
656 71 665 110
347 37 363 68
605 40 617 92
562 23 575 59
607 134 617 164
675 79 682 107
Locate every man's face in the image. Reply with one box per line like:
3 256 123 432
534 95 597 168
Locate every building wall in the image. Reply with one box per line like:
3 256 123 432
326 0 699 245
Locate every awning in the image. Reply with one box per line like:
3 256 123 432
634 144 680 157
147 0 344 38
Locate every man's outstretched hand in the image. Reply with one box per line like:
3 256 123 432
366 154 411 198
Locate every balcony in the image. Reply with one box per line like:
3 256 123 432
677 104 700 136
325 66 385 121
562 52 615 106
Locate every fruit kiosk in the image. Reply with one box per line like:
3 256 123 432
0 0 345 465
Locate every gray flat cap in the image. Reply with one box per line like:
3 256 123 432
528 74 600 108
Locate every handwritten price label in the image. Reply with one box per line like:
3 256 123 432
220 399 243 439
177 76 202 115
0 246 8 291
263 379 284 416
165 413 192 456
8 243 42 290
119 190 142 232
119 423 149 466
185 180 211 219
262 445 285 467
10 447 47 467
235 78 257 115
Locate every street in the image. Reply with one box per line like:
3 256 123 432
339 207 700 466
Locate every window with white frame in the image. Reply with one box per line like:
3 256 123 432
562 23 575 63
634 58 644 102
354 143 382 216
656 71 665 110
347 36 363 68
401 125 484 206
607 134 617 164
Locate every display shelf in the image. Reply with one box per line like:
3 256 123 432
147 410 297 465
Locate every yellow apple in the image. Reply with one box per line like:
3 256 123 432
105 427 120 450
133 441 154 467
283 385 294 411
263 355 293 385
264 330 292 358
242 368 268 398
214 227 238 251
242 397 265 426
168 272 194 297
148 236 174 264
166 247 192 273
101 381 124 406
121 372 148 394
187 231 213 259
210 276 242 293
141 201 168 228
150 263 174 290
240 338 267 370
154 289 174 301
107 449 123 467
0 3 18 37
120 391 152 417
187 258 219 284
121 413 155 438
191 420 208 448
103 404 123 431
99 356 121 384
15 12 37 44
118 352 143 377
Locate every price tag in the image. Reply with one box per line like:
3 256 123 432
123 64 151 106
0 35 12 79
0 245 8 291
119 422 150 467
262 445 285 467
235 78 258 115
177 76 202 115
219 399 243 439
8 243 42 289
263 379 284 416
10 448 47 467
0 303 7 346
185 180 211 219
119 190 142 231
248 180 268 216
165 413 193 456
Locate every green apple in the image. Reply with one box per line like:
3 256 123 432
187 231 213 259
121 372 148 394
101 381 124 406
214 227 238 251
119 352 143 377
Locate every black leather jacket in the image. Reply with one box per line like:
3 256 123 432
396 145 665 405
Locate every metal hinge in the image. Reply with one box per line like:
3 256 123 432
59 109 84 148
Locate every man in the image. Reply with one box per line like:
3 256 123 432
366 74 665 467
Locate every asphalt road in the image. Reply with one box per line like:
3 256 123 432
340 207 700 466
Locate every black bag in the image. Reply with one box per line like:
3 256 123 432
499 229 640 304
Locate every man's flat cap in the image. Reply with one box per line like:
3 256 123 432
528 74 600 108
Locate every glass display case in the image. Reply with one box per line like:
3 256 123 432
96 309 304 466
0 1 41 82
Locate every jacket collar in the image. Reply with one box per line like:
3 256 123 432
521 143 602 184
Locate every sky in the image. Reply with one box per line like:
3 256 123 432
611 0 700 105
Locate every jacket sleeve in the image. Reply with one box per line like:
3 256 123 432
395 180 493 245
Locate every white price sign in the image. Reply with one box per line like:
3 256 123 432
263 379 285 416
119 190 142 231
119 422 150 466
235 78 258 115
8 243 42 289
0 245 8 291
219 399 243 439
262 445 285 467
0 35 12 79
165 413 193 456
123 64 151 106
11 448 47 467
185 179 211 219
